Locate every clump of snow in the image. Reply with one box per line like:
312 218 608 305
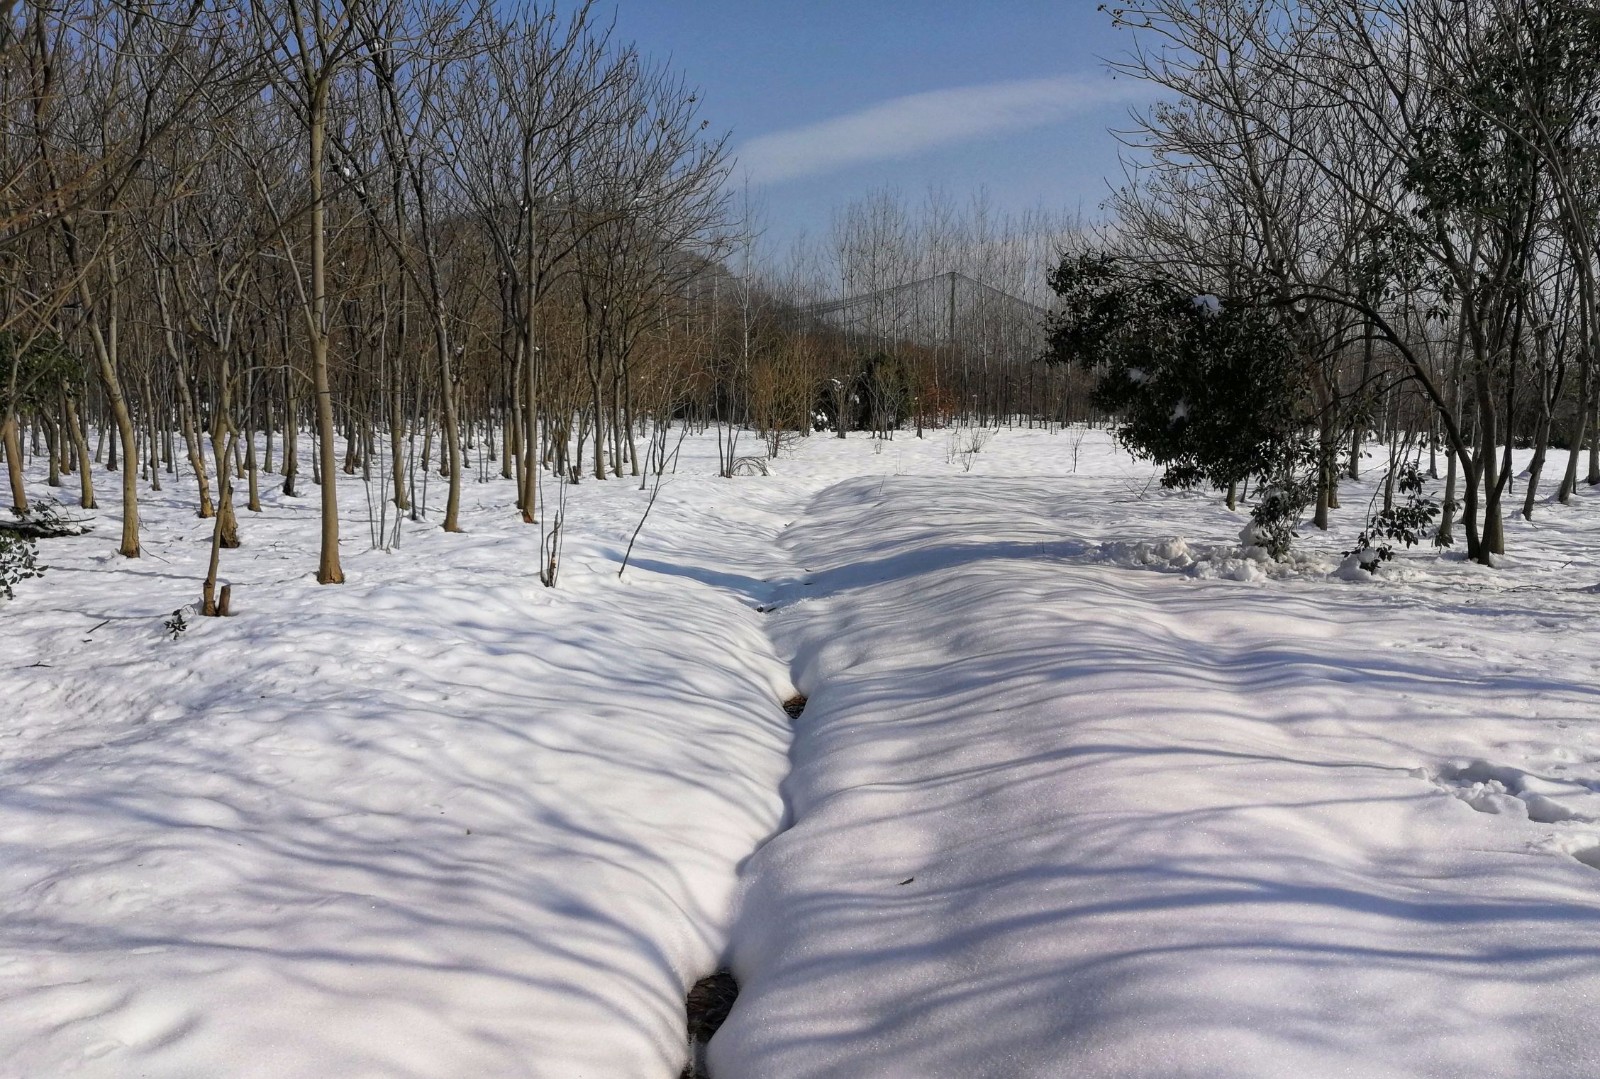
1091 535 1345 583
1095 536 1196 569
1335 550 1383 581
1234 517 1282 560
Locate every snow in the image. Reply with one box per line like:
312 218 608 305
715 467 1600 1078
0 442 802 1078
4 426 1600 1077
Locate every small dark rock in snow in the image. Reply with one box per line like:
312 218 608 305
681 969 739 1079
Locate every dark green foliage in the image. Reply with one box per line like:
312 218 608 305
858 350 910 429
1405 0 1600 229
1046 252 1316 554
1346 464 1445 573
0 333 80 414
0 502 80 601
1246 480 1314 562
0 530 41 601
0 501 90 539
813 351 911 432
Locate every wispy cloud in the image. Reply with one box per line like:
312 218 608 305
737 74 1141 186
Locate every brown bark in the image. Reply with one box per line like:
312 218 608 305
2 413 28 515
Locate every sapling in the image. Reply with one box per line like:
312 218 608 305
1346 463 1444 572
164 607 190 640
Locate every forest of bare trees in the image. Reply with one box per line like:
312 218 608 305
18 0 1575 595
0 0 1084 598
1082 0 1600 565
0 0 742 591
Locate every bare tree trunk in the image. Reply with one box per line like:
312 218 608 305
1558 359 1590 503
1523 365 1559 520
432 311 465 531
245 419 261 513
390 367 410 512
283 369 300 497
264 391 275 474
202 432 238 617
1587 390 1600 486
176 373 214 517
2 413 27 515
142 376 162 493
82 302 141 557
1476 373 1504 558
589 364 607 480
43 407 60 488
308 81 344 583
63 394 96 509
1438 443 1458 547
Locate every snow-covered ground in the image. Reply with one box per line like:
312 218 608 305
4 425 1600 1077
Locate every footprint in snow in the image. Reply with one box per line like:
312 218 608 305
1425 760 1600 871
1428 760 1591 824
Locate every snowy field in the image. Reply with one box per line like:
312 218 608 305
3 425 1600 1077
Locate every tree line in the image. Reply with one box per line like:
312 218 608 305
0 1 1091 598
0 0 746 592
1050 0 1600 565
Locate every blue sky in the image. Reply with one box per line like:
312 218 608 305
595 1 1147 252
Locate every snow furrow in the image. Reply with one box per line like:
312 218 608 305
713 474 1600 1079
10 429 1600 1078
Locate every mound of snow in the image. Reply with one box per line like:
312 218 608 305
1091 535 1438 586
1091 536 1338 582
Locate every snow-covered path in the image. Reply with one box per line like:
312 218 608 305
715 475 1600 1079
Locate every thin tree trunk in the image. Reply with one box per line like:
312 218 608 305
2 413 28 515
63 394 95 509
307 78 343 583
245 417 261 513
43 407 60 488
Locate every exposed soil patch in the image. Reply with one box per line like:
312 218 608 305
680 969 740 1079
782 694 808 720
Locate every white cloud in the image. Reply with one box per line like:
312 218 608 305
736 74 1140 186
